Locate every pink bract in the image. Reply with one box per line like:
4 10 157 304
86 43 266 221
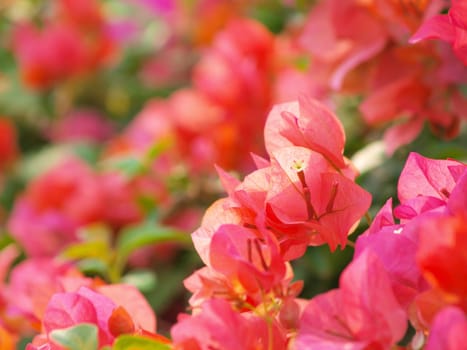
171 299 287 350
264 96 347 170
411 0 467 65
424 306 467 350
296 250 407 349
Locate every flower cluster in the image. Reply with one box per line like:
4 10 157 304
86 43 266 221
296 152 467 349
281 0 467 154
174 95 372 348
12 0 117 89
109 17 275 172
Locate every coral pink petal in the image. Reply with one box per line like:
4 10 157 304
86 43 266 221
383 117 424 156
398 153 460 203
425 306 467 350
98 284 156 332
340 250 407 345
43 292 98 334
410 15 455 43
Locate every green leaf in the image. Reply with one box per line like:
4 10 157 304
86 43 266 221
110 222 191 281
116 222 191 262
145 137 173 162
106 156 146 177
76 258 109 276
50 324 98 350
18 144 75 181
113 335 171 350
121 269 158 293
62 240 110 260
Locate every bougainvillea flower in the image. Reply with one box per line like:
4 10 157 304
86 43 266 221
424 306 467 350
0 118 18 170
409 287 451 332
410 0 467 65
47 109 114 143
295 250 407 349
397 152 463 205
37 284 156 348
264 96 348 170
370 0 443 36
22 158 103 223
97 284 156 333
168 89 224 171
299 0 388 90
171 299 287 350
355 199 428 309
192 196 259 265
1 258 80 333
13 24 87 89
209 224 287 294
43 288 115 346
8 158 104 256
393 152 466 222
193 18 273 107
358 35 467 153
267 146 371 251
56 0 105 28
195 96 371 256
189 18 275 170
447 168 467 215
7 200 78 258
359 72 428 154
416 213 467 306
12 0 116 89
97 172 143 229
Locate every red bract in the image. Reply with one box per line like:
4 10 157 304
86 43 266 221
209 225 287 295
47 109 114 143
355 199 428 310
394 152 465 222
448 169 467 215
424 306 467 350
184 266 239 309
416 213 467 307
188 222 299 310
12 0 116 89
193 18 273 108
192 198 250 266
195 97 370 259
359 43 467 154
299 0 388 90
398 152 462 204
264 96 348 170
33 284 156 348
411 0 467 65
0 258 81 333
98 284 157 333
267 146 371 251
56 0 105 28
108 18 277 174
8 158 104 257
0 118 18 170
295 1 466 153
171 299 287 350
44 288 114 346
295 250 407 349
190 18 274 170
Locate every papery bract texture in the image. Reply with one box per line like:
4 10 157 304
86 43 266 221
296 250 406 349
171 299 287 350
425 306 467 350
